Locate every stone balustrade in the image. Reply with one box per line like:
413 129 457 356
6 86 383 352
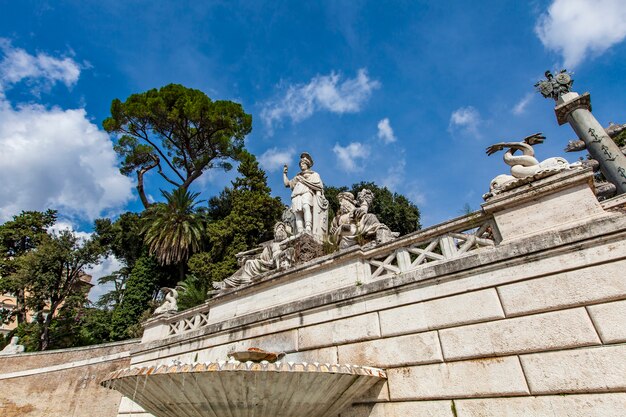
146 210 499 340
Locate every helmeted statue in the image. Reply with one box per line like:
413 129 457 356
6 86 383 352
283 152 328 241
535 70 574 101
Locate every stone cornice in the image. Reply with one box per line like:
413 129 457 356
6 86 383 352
555 92 591 125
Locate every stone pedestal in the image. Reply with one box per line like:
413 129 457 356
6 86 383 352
291 232 325 263
555 92 626 194
482 168 606 241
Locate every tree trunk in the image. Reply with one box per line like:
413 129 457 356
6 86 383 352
39 303 58 351
15 289 27 324
137 161 158 209
178 262 185 282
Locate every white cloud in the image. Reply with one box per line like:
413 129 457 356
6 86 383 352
258 147 296 172
449 106 482 138
0 42 132 222
261 69 380 132
48 219 93 241
377 118 396 143
512 93 534 115
0 101 133 222
0 38 81 95
332 142 370 172
535 0 626 68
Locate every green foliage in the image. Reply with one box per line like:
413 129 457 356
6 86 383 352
187 152 283 302
95 270 128 309
9 322 41 352
0 210 57 325
94 212 144 269
92 212 145 312
73 307 115 346
614 129 626 147
103 84 252 208
143 188 205 283
15 229 103 350
110 255 164 340
325 182 421 236
176 274 210 311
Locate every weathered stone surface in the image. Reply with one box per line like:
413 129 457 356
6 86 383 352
283 346 338 364
455 393 626 417
484 172 604 242
298 312 380 350
340 401 454 417
104 362 386 417
117 398 146 414
520 345 626 394
387 357 529 400
587 299 626 343
378 289 504 337
292 232 325 262
208 258 366 322
439 308 600 360
497 261 626 316
337 332 443 368
0 341 134 417
355 379 390 403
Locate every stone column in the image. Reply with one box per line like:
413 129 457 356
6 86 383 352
554 92 626 195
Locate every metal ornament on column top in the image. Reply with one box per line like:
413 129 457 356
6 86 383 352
536 70 626 194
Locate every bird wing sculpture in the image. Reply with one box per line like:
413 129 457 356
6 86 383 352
485 133 544 157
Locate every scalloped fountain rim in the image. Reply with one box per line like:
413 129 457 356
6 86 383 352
101 360 387 417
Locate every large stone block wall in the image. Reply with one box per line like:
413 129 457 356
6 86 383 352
125 203 626 416
0 340 138 417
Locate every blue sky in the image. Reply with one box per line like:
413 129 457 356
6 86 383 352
1 1 625 290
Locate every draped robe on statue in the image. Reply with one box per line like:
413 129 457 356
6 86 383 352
288 169 328 241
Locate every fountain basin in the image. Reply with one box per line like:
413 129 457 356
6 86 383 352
101 360 386 417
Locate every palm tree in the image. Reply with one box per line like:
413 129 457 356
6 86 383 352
143 188 205 280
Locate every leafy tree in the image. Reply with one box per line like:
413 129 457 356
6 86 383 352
94 269 129 309
143 187 205 280
103 84 252 208
110 255 165 340
187 152 283 298
10 229 103 350
94 212 144 270
93 212 146 313
0 210 57 326
325 182 421 236
176 274 210 311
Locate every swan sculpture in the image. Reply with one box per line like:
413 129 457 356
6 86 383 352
484 133 572 198
153 287 178 315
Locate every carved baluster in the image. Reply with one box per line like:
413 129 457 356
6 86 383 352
439 235 458 259
395 249 411 272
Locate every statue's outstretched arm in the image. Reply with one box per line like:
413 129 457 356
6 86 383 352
283 164 291 188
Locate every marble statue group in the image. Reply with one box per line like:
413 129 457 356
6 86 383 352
205 151 398 294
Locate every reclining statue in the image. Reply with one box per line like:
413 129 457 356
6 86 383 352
213 222 296 291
